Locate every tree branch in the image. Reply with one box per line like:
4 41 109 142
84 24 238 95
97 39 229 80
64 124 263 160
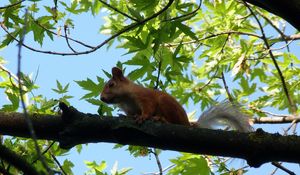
98 0 138 22
0 103 300 168
244 0 300 30
16 9 50 172
30 15 95 49
0 144 41 175
250 105 300 124
243 1 297 114
0 0 24 10
0 0 175 56
64 25 77 53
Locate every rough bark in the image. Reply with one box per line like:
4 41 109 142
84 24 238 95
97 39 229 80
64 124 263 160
0 103 299 168
245 0 300 30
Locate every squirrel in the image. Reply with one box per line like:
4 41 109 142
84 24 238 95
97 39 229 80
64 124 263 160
100 67 252 132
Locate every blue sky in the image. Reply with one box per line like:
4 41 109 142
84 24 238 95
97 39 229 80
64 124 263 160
1 0 300 174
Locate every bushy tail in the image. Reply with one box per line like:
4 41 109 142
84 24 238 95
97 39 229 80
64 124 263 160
196 101 253 132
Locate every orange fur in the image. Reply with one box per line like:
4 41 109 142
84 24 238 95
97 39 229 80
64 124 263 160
100 67 190 126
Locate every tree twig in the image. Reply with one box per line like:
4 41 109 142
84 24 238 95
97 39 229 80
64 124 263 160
0 0 24 10
32 141 56 164
221 72 234 103
271 162 296 175
242 1 297 114
98 0 138 22
0 64 18 81
250 105 300 124
166 31 262 47
149 149 162 175
0 0 175 56
16 9 50 173
142 164 175 175
64 25 77 53
0 144 41 175
51 153 67 175
29 15 95 49
154 61 162 90
255 8 292 54
164 0 202 22
197 68 219 92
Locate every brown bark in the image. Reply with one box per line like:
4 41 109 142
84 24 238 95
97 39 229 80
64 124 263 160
245 0 300 30
0 103 300 167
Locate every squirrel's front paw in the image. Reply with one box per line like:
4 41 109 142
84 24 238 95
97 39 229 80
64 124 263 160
135 115 148 124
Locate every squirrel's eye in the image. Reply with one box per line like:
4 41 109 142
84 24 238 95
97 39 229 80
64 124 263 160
108 82 115 88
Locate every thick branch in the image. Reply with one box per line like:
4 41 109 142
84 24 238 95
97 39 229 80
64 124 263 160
0 105 300 168
245 0 300 31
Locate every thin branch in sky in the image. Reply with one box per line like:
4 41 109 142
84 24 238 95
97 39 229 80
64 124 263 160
30 15 95 49
271 162 296 175
149 149 163 175
0 0 175 56
16 9 51 173
64 25 77 53
51 153 67 175
242 1 298 114
98 0 139 22
0 0 24 10
154 61 162 90
163 0 202 22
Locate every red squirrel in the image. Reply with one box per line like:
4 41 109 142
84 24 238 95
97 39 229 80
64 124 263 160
100 67 252 132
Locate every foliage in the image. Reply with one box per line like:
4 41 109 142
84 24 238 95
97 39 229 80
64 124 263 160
0 0 299 174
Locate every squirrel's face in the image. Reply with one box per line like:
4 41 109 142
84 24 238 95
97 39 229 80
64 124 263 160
100 67 128 104
100 79 120 103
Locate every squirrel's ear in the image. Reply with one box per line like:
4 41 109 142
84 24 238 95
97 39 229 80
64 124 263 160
112 67 124 80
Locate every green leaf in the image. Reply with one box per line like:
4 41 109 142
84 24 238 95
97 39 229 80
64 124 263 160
127 6 143 21
168 154 210 175
75 78 104 99
62 159 74 175
52 80 69 94
5 90 19 111
127 67 149 81
175 22 198 40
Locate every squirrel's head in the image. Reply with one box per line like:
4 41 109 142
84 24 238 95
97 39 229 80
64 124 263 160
100 67 129 104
